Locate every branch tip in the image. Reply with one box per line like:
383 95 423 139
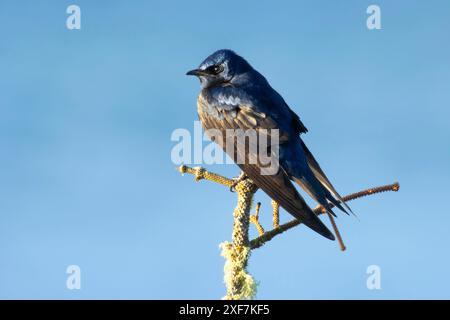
250 181 400 250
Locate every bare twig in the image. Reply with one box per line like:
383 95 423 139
250 202 265 236
326 212 346 251
178 165 234 187
271 200 279 229
250 182 400 249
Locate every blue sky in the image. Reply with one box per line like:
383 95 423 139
0 0 449 299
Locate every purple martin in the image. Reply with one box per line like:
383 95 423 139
187 49 352 240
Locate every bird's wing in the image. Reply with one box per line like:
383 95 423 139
284 101 352 215
197 90 335 240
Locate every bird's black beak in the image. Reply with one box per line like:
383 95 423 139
186 69 204 77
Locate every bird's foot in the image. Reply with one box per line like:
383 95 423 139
229 172 249 192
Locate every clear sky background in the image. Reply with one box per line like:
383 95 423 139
1 0 449 299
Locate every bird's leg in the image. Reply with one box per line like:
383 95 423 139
229 171 249 192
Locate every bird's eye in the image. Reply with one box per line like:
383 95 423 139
211 64 224 75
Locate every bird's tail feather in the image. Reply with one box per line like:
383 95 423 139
293 176 337 217
300 140 356 217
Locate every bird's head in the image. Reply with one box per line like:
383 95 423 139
186 49 252 88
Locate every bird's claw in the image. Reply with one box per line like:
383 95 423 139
229 172 249 192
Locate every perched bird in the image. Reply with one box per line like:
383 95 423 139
187 49 351 240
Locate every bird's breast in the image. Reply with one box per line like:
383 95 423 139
197 90 238 120
197 93 218 118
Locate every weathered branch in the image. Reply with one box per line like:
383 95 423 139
221 179 258 300
178 165 399 299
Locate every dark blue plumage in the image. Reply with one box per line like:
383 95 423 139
187 49 351 240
